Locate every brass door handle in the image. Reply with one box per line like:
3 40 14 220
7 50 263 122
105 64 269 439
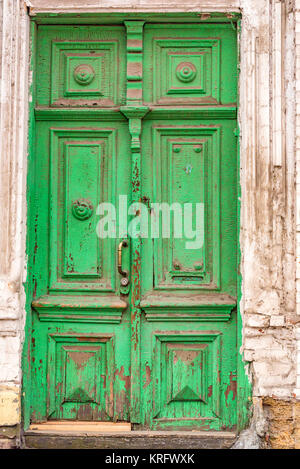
118 240 129 286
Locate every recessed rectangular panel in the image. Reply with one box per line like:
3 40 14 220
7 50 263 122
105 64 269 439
143 23 238 106
152 332 221 426
49 128 116 292
64 142 102 278
154 39 219 104
170 139 206 275
63 345 102 404
47 333 114 421
36 26 126 106
144 25 221 105
152 125 220 290
65 54 104 97
51 41 120 105
166 344 207 403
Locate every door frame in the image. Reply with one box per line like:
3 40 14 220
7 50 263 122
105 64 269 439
22 11 251 433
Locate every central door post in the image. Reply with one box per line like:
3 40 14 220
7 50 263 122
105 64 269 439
121 21 149 423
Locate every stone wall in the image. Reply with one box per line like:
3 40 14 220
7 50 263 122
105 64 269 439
239 0 296 403
263 398 300 449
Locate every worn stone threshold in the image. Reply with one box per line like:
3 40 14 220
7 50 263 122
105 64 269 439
24 422 236 449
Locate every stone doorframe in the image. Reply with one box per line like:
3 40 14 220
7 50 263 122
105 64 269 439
0 0 298 444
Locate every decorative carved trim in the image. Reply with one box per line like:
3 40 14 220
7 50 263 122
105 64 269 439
35 108 126 121
71 199 93 221
120 106 149 152
272 0 284 167
32 295 127 323
176 62 197 83
73 64 96 86
141 294 236 322
143 306 234 322
124 21 145 106
28 1 241 15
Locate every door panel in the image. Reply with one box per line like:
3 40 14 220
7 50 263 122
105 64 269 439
140 119 237 430
49 128 119 292
152 332 222 424
143 23 237 105
151 124 220 289
140 319 237 430
30 118 131 422
47 333 115 421
28 21 238 430
141 119 237 299
37 25 127 107
30 322 131 422
140 23 238 430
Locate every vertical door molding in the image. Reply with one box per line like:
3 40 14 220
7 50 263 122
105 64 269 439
120 20 149 423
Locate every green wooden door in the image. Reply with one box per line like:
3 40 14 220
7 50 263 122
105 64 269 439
27 20 238 431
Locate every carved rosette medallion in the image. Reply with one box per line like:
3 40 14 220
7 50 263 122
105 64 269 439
72 199 93 221
73 64 95 86
176 62 197 83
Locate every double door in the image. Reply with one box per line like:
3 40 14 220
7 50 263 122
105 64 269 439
28 20 238 430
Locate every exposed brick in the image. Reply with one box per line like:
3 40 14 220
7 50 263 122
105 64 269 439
245 314 270 328
270 316 285 327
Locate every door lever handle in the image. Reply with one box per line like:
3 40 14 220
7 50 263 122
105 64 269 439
118 240 129 286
